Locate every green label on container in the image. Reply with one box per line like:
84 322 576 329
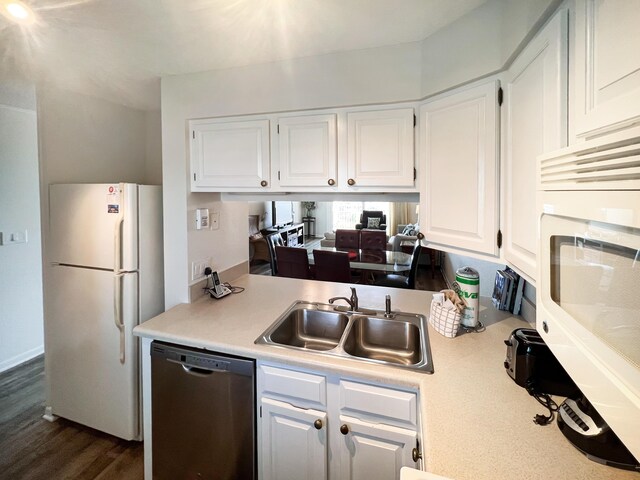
455 275 479 286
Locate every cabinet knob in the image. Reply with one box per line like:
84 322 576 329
260 180 268 187
327 178 336 186
313 419 323 430
416 232 424 240
412 447 422 463
347 178 355 186
340 424 349 435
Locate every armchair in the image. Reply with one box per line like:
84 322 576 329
355 210 387 231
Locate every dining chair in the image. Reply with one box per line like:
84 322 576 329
374 242 422 289
275 246 311 279
360 229 387 251
265 233 284 276
312 249 353 283
334 229 360 250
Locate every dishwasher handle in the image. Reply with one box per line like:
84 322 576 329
180 364 226 377
151 341 255 378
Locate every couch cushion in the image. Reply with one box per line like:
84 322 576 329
402 224 419 236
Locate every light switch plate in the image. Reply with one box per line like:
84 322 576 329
210 212 220 230
191 258 211 281
0 230 28 245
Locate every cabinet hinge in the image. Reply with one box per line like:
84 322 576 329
498 87 504 106
192 131 195 139
277 124 280 134
193 173 196 182
413 114 416 127
497 229 503 248
278 170 281 180
413 168 417 180
259 406 262 418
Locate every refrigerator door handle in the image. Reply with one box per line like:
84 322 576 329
114 215 124 274
114 273 126 364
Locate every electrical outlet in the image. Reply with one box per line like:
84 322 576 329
210 212 220 230
191 259 210 281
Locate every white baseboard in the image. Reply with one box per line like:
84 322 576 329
0 345 44 373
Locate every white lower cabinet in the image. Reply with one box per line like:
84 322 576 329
338 416 417 480
257 362 421 480
260 398 328 480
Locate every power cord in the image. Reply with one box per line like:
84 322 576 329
202 268 245 296
526 380 559 426
222 282 245 294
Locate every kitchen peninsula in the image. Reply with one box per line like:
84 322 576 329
134 274 636 480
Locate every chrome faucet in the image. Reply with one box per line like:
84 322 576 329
328 287 359 312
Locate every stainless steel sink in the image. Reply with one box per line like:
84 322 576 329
269 308 349 351
343 316 422 365
255 301 433 373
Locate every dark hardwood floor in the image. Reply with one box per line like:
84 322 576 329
0 356 143 480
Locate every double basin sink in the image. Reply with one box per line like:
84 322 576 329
255 301 433 373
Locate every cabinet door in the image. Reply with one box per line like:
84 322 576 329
260 397 327 480
190 118 270 190
420 81 500 257
503 9 568 283
277 114 338 187
574 0 640 138
338 415 417 480
347 108 415 188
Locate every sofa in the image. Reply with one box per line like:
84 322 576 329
320 230 392 250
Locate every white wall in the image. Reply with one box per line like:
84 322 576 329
37 86 149 186
440 251 536 322
440 252 502 298
0 86 44 372
37 86 162 371
161 3 558 308
161 42 423 308
145 110 163 185
420 0 557 98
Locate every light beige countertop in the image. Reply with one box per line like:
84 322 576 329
134 274 636 480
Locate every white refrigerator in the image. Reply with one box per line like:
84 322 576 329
45 183 164 441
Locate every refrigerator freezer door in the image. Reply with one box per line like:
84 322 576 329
46 265 140 440
49 183 138 271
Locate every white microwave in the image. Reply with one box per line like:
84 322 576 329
537 130 640 462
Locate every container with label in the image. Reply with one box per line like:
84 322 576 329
455 267 479 328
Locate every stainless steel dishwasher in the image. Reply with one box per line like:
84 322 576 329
151 341 256 480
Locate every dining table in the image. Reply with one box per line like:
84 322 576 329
308 246 413 273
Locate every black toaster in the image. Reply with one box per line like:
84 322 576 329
504 328 578 397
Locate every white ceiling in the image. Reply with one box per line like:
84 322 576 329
0 0 487 110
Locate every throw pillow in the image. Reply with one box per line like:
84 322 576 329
367 217 381 229
402 224 414 235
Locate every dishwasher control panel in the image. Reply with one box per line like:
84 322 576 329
181 354 230 371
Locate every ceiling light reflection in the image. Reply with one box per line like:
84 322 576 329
2 0 36 25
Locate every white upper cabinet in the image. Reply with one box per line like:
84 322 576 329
346 108 415 188
420 80 500 257
190 118 270 191
503 9 568 283
573 0 640 139
276 113 338 188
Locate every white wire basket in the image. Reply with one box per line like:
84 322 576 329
428 300 462 338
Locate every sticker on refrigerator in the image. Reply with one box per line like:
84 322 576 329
106 185 120 214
